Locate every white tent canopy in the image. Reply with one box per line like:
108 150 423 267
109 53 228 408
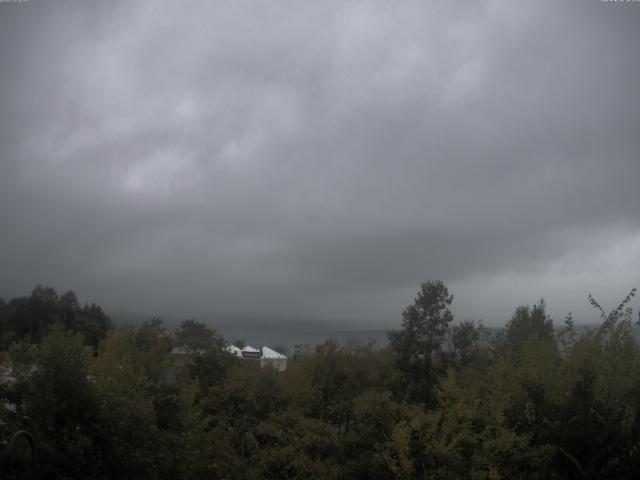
261 346 287 359
225 345 243 358
259 346 287 371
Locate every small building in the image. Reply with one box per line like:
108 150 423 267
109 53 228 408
171 343 288 371
225 345 243 358
260 346 288 371
241 345 261 359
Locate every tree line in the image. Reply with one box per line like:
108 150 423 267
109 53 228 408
0 282 639 479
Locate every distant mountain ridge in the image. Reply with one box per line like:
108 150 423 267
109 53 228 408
106 307 640 354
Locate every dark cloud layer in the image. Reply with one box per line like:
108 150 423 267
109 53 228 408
1 0 639 325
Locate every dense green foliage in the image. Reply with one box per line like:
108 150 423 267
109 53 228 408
1 283 639 479
0 286 110 349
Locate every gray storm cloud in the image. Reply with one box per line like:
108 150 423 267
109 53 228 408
0 0 638 325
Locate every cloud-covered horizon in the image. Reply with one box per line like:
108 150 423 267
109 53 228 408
1 0 639 326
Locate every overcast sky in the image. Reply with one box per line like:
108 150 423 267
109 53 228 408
1 0 638 327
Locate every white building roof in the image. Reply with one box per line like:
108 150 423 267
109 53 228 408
242 346 260 353
261 346 287 359
225 345 243 357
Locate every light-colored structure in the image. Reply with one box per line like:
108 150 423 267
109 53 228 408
225 344 288 371
225 345 243 358
241 345 261 359
172 343 288 371
259 346 288 371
